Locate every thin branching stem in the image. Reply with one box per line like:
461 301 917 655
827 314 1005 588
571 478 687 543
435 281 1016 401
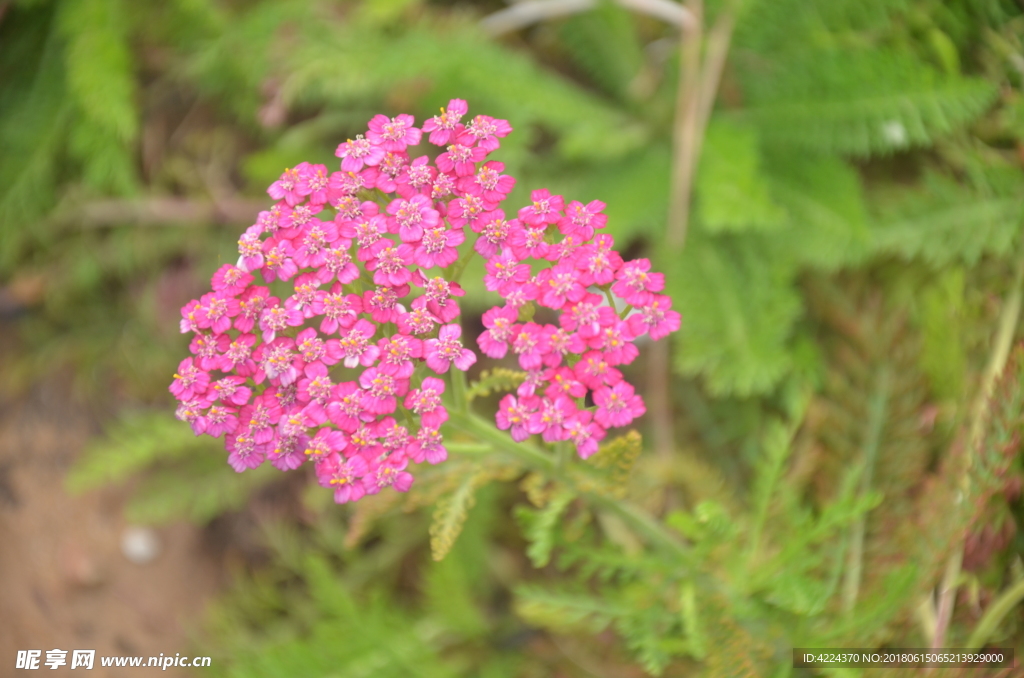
446 409 692 562
931 253 1024 649
842 366 890 616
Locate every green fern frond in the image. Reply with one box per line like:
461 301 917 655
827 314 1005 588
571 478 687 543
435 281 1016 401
868 174 1023 266
558 1 644 102
57 0 138 193
66 412 221 491
429 470 482 561
696 120 786 233
514 586 622 632
466 368 527 402
516 488 575 568
762 151 870 271
664 231 801 396
742 49 997 156
126 454 278 525
283 17 647 162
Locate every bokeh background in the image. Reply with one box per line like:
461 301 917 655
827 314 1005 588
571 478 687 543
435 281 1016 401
2 0 1024 675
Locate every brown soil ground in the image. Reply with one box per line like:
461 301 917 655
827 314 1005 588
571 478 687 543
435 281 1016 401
0 377 223 677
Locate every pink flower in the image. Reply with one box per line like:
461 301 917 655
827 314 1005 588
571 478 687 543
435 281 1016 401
377 334 422 378
409 427 447 464
518 189 563 227
448 195 487 229
267 167 303 206
627 295 681 341
575 234 623 286
507 221 550 261
362 285 407 324
234 286 270 333
395 155 437 198
478 305 518 359
511 322 552 371
254 337 302 386
535 262 587 310
459 114 512 152
396 306 439 335
260 238 299 283
316 453 368 504
458 161 515 204
559 200 607 239
321 243 360 284
339 319 380 368
413 225 464 269
590 320 639 366
416 276 464 322
226 429 268 471
366 241 415 287
219 333 258 375
364 453 414 494
190 332 230 371
484 249 531 296
236 225 265 273
211 264 254 297
367 114 421 152
268 429 308 471
293 220 339 269
203 405 240 438
573 350 623 390
542 367 587 401
297 362 336 424
335 135 385 172
386 194 440 242
303 427 348 462
424 324 476 373
594 382 645 429
530 396 578 443
405 377 448 429
258 298 303 343
610 259 667 307
286 273 322 319
171 100 680 504
326 382 365 432
495 394 542 442
211 376 252 407
170 358 210 400
436 142 486 176
312 283 362 334
544 328 586 368
473 210 512 258
563 410 605 459
296 163 332 206
422 99 468 146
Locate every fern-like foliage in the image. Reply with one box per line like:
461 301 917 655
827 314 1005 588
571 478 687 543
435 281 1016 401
868 171 1024 266
662 230 801 396
67 412 279 524
739 47 997 156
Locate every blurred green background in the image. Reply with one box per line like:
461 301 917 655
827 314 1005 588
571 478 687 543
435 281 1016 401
2 0 1024 675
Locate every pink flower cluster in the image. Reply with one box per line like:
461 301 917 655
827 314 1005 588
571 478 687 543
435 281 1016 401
170 99 679 503
477 191 679 458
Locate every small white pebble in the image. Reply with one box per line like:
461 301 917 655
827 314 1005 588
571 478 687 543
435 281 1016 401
120 526 161 564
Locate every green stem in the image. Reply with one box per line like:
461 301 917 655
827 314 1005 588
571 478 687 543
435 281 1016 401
450 365 469 414
445 410 691 562
965 576 1024 651
447 246 477 284
932 252 1024 648
842 366 890 616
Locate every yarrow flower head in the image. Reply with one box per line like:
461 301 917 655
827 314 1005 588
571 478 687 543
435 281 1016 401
171 101 679 503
